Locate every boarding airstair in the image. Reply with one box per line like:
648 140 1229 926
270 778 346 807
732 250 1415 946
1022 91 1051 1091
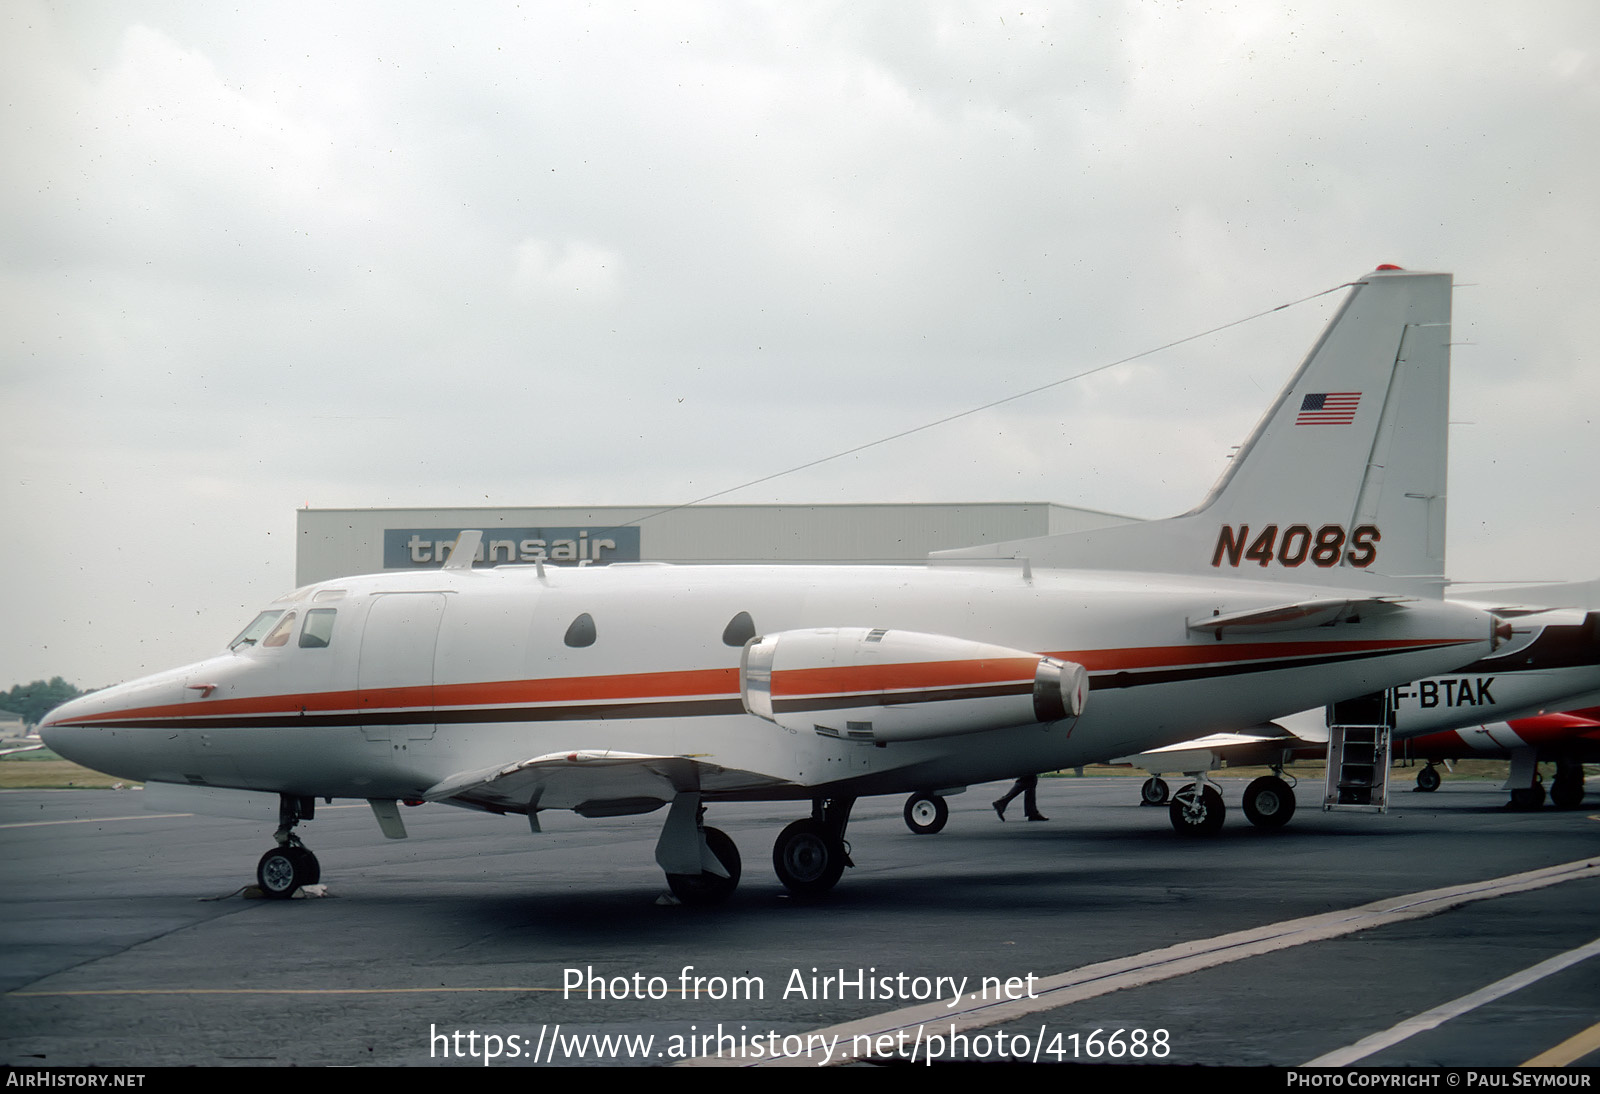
1322 691 1394 813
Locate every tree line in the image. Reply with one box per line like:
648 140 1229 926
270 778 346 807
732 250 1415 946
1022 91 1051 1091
3 678 86 727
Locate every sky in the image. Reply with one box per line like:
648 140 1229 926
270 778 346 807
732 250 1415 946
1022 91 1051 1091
3 1 1597 691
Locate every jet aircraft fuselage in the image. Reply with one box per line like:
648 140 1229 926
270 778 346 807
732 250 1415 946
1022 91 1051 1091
46 560 1492 809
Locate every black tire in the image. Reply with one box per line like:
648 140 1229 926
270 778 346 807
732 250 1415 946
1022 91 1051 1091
1415 765 1441 792
1550 775 1585 810
772 818 846 896
1140 777 1170 805
288 845 321 886
903 793 949 835
1169 784 1225 837
1242 776 1295 830
666 827 741 906
257 846 305 899
1508 783 1546 810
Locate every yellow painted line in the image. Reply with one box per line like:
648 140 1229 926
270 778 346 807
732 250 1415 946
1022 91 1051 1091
1310 935 1600 1065
683 856 1600 1067
1524 1019 1600 1067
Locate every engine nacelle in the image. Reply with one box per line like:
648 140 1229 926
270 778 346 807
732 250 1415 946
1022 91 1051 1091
740 627 1087 743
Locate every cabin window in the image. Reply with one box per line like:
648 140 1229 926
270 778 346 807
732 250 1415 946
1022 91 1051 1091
262 612 299 648
722 611 756 647
299 609 337 649
564 613 597 648
229 611 285 650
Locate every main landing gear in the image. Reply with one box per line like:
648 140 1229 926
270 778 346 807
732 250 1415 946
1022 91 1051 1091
773 797 855 897
1414 763 1442 792
256 794 320 899
657 794 742 906
656 794 856 904
1162 767 1297 835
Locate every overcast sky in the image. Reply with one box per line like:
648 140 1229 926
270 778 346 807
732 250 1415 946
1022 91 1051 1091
3 1 1597 690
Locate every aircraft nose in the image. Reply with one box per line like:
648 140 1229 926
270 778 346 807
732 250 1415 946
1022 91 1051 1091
39 690 117 763
37 669 192 780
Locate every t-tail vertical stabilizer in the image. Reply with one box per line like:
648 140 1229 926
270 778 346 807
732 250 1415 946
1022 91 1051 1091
936 267 1453 597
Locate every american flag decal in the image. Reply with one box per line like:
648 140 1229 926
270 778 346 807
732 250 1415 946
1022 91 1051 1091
1295 392 1361 425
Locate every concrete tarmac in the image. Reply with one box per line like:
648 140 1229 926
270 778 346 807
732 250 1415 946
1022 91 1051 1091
2 777 1597 1067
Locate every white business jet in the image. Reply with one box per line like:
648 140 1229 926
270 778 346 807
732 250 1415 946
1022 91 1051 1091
42 267 1502 903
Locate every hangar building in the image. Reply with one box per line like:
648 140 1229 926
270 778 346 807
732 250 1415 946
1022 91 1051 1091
295 503 1139 586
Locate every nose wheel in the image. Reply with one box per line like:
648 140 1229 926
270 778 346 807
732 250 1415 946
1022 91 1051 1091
256 844 320 899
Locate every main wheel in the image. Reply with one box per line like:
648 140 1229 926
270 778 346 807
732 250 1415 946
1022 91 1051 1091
1169 784 1225 837
1415 765 1441 792
257 846 310 899
903 793 949 835
1242 776 1295 830
1551 775 1585 810
1140 777 1170 805
772 819 846 896
666 827 742 906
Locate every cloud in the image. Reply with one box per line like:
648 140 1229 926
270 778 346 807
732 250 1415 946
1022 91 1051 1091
510 238 622 303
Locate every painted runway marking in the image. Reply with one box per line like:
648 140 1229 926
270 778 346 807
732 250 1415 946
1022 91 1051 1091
685 855 1600 1066
1525 1017 1600 1067
0 812 195 828
0 803 367 829
1306 935 1600 1065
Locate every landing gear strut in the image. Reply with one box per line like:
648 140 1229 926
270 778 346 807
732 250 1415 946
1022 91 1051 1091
773 797 854 896
257 794 320 899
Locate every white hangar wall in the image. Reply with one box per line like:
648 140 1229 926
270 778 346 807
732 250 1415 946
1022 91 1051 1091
295 503 1139 586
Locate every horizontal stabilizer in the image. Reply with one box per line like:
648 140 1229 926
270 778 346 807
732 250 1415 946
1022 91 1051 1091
1187 596 1409 636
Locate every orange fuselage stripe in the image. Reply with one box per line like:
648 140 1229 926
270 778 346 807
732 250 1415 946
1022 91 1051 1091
53 637 1472 725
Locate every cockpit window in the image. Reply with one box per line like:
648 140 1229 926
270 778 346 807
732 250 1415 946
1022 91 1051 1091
229 611 285 650
262 611 298 648
299 609 337 649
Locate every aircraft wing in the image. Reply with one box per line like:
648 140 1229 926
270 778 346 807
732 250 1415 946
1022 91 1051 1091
1112 723 1327 772
425 750 796 817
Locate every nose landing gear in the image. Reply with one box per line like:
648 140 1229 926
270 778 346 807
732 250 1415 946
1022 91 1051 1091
256 794 320 899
